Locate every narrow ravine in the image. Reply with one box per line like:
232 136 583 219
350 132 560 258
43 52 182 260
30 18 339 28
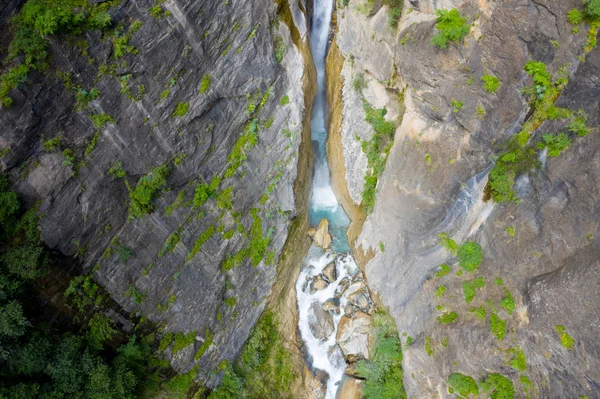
296 1 372 398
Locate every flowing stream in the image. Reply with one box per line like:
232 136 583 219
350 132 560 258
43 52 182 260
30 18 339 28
296 0 356 397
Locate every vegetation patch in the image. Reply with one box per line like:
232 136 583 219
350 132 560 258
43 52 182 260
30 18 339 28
555 325 576 350
435 264 451 278
509 347 527 372
128 164 170 219
481 373 515 399
187 225 215 261
437 311 459 325
482 74 500 93
172 102 189 117
356 310 406 399
172 331 196 354
490 312 506 341
462 277 485 303
500 290 516 315
469 306 486 320
447 373 479 397
431 8 470 49
439 233 483 273
200 74 211 94
435 285 447 298
208 310 294 398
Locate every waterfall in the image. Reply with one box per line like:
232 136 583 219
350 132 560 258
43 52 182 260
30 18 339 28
296 1 359 397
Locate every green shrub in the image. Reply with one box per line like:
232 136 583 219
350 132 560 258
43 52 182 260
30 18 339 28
556 325 575 350
437 311 459 325
383 0 404 27
43 136 62 152
172 102 189 117
481 74 500 93
158 331 174 351
172 331 196 354
538 133 571 157
568 110 590 137
447 373 479 397
458 242 483 272
469 306 486 320
89 113 115 128
585 0 600 19
200 74 211 94
356 311 406 399
279 95 289 105
115 243 134 263
431 8 470 49
490 312 506 340
224 297 236 307
216 187 233 209
500 290 515 315
425 336 434 356
224 119 258 178
509 347 527 372
451 99 464 113
108 161 126 179
568 8 583 25
462 277 485 303
435 285 446 298
128 164 170 219
480 373 515 399
187 225 215 261
434 264 451 278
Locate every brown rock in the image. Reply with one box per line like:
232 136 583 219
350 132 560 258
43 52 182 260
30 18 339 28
311 218 331 249
338 376 363 399
336 311 373 362
310 275 329 293
322 262 337 282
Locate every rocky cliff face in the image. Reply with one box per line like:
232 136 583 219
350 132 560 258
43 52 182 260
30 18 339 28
329 0 600 397
1 0 315 385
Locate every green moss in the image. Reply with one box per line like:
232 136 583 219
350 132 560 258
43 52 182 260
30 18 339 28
356 310 406 399
431 8 470 49
462 277 485 303
279 95 289 105
43 136 62 152
568 8 583 25
187 225 215 261
224 297 236 307
200 74 211 94
89 113 115 128
274 35 285 63
451 99 464 113
172 102 189 117
469 306 486 320
437 311 459 325
159 230 180 256
172 331 196 354
158 331 174 351
505 227 515 237
480 373 515 399
556 325 576 350
194 329 214 360
160 88 170 100
458 242 483 272
84 131 101 158
128 164 170 219
537 133 571 157
568 110 590 137
435 285 446 298
447 373 479 397
216 187 233 209
500 290 516 315
425 336 434 357
490 312 506 341
224 119 258 178
509 347 527 372
435 264 451 278
482 74 500 93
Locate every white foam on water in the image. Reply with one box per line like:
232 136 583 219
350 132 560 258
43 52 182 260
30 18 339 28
296 250 359 398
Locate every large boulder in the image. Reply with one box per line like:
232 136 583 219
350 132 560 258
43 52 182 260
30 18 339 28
311 218 332 249
309 302 335 341
336 311 373 362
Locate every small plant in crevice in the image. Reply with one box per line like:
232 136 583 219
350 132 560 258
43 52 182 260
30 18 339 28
431 8 470 49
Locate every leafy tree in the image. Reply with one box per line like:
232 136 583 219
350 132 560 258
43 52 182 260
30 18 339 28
431 8 470 49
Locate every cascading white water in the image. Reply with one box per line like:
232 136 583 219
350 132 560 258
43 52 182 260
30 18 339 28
296 0 358 397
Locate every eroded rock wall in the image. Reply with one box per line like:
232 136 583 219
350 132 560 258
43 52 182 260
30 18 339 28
0 0 314 384
330 0 600 397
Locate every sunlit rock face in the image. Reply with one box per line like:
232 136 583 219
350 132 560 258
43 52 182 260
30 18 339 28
330 0 600 397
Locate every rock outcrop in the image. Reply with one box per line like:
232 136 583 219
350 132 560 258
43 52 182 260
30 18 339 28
0 0 315 385
329 0 600 397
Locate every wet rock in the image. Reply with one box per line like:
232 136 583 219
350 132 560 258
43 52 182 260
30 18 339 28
310 275 329 293
322 298 340 314
344 305 355 317
336 312 372 362
322 262 337 282
309 302 334 341
344 281 366 299
349 292 370 310
335 277 351 298
311 218 332 249
338 376 363 399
